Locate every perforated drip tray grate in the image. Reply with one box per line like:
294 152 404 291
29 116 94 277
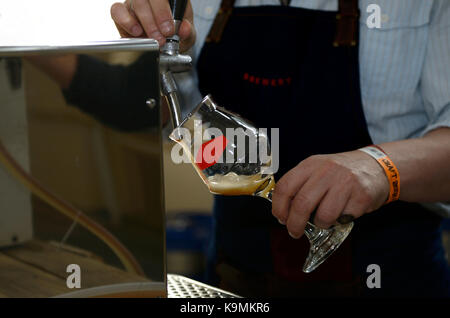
167 274 240 298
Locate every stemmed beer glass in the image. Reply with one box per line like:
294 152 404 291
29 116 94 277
169 95 353 273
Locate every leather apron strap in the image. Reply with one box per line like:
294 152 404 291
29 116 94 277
334 0 359 46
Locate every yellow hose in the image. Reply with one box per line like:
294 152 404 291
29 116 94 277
0 138 145 276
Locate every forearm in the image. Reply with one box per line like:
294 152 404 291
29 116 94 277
379 127 450 203
26 54 78 90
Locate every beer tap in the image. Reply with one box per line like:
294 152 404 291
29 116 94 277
160 0 192 129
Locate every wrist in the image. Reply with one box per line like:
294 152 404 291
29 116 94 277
358 145 400 204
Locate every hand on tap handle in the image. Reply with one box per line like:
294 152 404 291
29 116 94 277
111 0 196 51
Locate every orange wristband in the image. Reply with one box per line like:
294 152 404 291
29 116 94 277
359 145 400 204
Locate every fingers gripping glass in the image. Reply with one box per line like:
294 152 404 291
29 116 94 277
170 96 353 273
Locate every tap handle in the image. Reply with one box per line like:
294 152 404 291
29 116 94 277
169 0 188 22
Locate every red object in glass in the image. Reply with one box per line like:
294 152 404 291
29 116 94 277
196 136 229 170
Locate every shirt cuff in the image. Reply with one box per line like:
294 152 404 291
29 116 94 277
420 103 450 137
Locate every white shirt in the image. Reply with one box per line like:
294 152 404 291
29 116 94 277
174 0 450 216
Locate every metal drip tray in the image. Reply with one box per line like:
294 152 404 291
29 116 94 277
167 274 240 298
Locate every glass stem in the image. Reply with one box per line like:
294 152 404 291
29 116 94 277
304 222 329 244
256 178 352 273
258 180 329 244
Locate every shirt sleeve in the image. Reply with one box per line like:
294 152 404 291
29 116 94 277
420 0 450 136
62 53 160 131
419 0 450 217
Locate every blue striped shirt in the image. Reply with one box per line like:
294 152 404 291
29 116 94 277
174 0 450 215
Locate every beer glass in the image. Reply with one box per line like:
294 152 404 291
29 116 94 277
169 95 353 273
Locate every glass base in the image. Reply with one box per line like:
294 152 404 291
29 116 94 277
302 222 354 273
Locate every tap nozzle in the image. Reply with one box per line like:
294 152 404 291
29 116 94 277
159 0 191 129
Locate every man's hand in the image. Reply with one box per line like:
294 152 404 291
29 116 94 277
111 0 196 51
272 151 390 238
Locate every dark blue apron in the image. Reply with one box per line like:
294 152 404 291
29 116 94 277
196 0 449 297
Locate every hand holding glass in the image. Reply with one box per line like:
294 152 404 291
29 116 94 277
170 96 353 273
